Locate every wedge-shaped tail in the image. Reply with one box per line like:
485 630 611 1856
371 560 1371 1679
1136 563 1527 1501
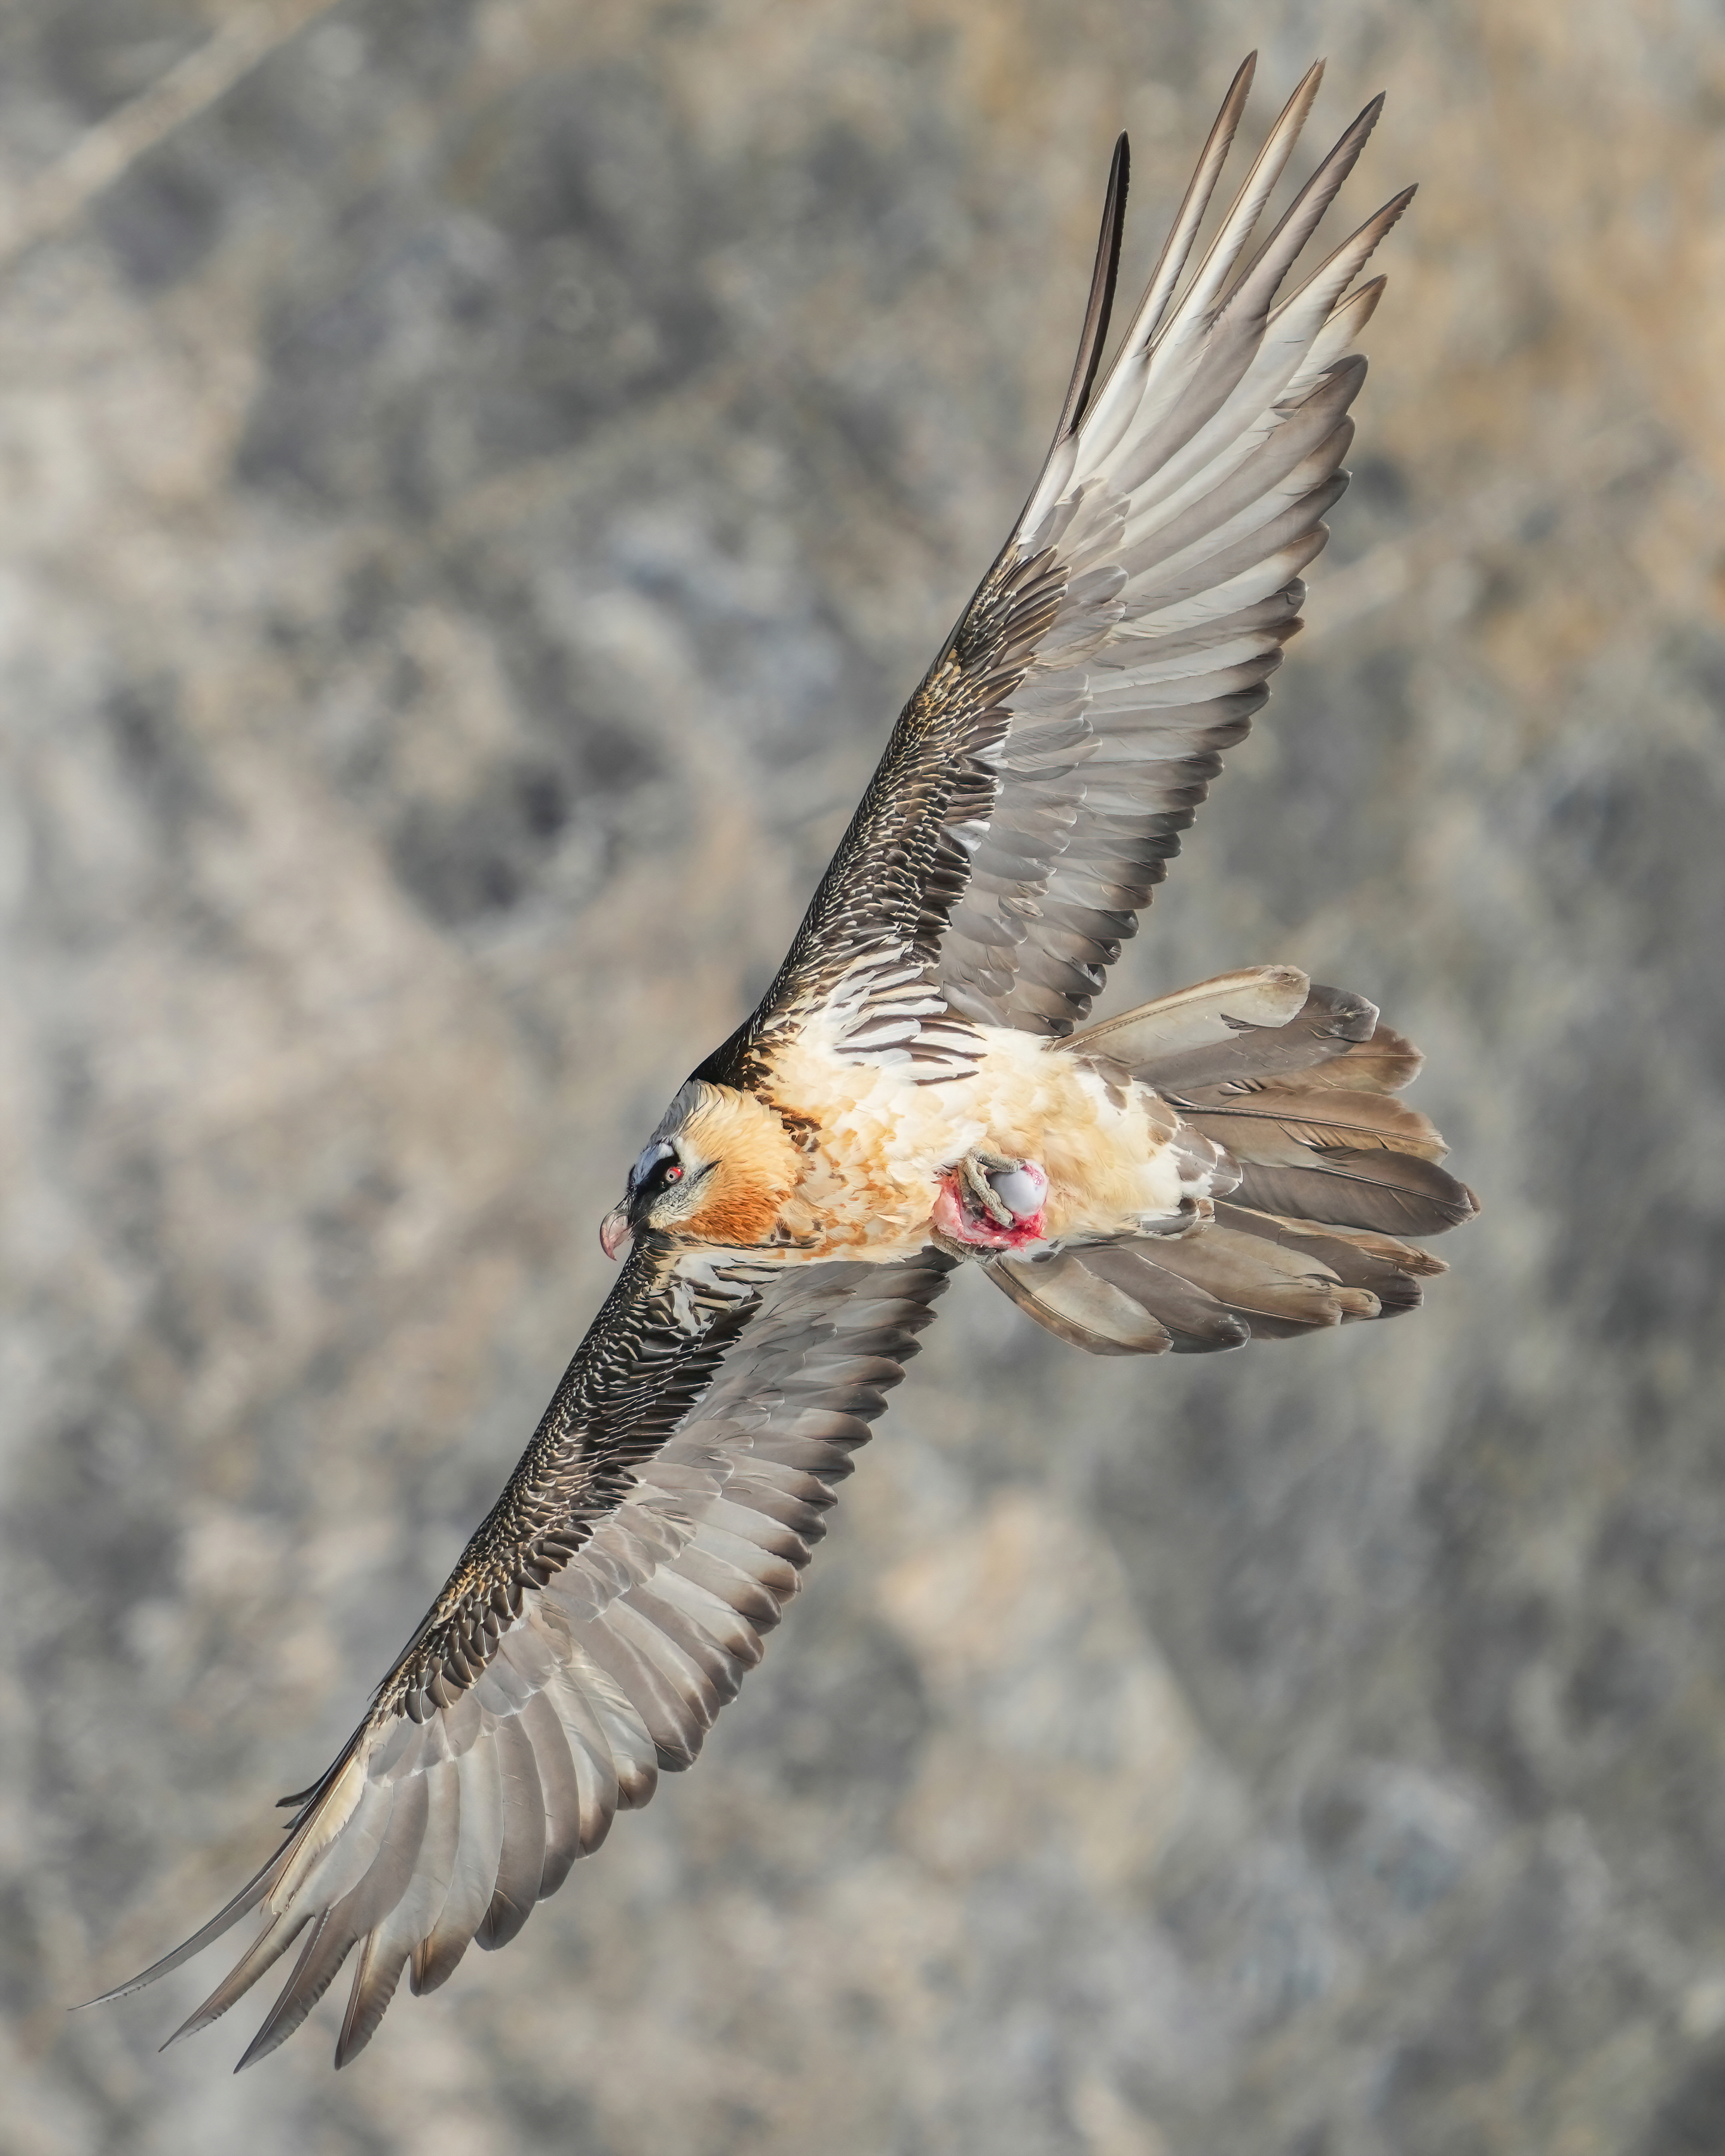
988 965 1476 1353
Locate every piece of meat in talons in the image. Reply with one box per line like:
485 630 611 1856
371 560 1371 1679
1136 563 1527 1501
932 1152 1049 1253
991 965 1475 1354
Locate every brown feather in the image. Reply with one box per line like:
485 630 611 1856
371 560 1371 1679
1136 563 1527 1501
334 1759 463 2065
987 1249 1173 1354
243 1770 432 2068
1127 981 1379 1091
235 1914 355 2071
1271 1019 1424 1094
1138 1225 1350 1331
413 1738 509 1993
475 1714 544 1952
1234 1152 1478 1237
1078 1243 1253 1353
1063 965 1310 1069
1179 1087 1445 1164
335 1931 407 2071
516 1690 583 1902
1215 1201 1438 1314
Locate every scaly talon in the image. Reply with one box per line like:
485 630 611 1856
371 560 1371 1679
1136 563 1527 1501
932 1150 1051 1254
961 1154 1015 1227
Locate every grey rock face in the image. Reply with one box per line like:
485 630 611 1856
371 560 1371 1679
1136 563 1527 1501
1 3 1721 2151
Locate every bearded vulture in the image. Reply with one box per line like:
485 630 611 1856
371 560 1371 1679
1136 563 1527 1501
94 54 1475 2068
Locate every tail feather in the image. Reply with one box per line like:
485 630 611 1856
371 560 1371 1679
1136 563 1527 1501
989 1219 1380 1354
1217 1201 1443 1310
987 1247 1176 1356
1063 963 1309 1072
1257 1019 1423 1095
1068 966 1382 1092
1082 1244 1253 1352
1179 1085 1445 1164
1233 1151 1476 1238
992 968 1473 1354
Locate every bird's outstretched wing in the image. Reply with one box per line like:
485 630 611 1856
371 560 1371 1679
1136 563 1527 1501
701 56 1410 1085
91 1244 950 2067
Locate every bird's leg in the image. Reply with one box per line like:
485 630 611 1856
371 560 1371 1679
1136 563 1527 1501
933 1149 1050 1254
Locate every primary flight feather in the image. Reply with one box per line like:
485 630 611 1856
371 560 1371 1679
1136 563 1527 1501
95 55 1475 2068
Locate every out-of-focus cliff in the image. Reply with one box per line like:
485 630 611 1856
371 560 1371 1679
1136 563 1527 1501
1 3 1722 2151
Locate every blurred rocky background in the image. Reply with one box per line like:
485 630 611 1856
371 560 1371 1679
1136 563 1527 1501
1 1 1721 2150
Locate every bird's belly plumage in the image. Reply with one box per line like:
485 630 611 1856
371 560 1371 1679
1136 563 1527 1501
763 1025 1211 1261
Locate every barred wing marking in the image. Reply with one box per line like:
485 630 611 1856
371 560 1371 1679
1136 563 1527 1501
94 1249 950 2069
705 56 1411 1083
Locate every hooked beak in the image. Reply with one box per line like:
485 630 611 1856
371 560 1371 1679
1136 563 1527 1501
598 1204 632 1261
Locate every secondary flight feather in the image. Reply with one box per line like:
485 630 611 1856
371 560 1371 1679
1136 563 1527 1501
94 56 1475 2068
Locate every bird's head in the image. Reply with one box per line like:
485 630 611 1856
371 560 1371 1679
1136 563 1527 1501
600 1079 804 1258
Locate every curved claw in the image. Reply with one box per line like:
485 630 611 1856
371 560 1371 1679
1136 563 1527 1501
934 1154 1050 1252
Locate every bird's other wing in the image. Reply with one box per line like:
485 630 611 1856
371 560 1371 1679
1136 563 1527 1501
702 56 1410 1083
90 1243 951 2069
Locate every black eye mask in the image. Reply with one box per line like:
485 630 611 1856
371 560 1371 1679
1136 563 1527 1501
625 1141 715 1225
628 1140 679 1198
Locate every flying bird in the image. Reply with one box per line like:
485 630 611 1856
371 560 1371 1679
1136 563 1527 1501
96 55 1475 2068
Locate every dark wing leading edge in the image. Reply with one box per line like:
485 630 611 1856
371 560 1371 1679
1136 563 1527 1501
93 1244 950 2067
702 57 1412 1085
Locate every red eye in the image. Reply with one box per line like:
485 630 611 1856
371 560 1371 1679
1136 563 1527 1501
666 1164 683 1182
